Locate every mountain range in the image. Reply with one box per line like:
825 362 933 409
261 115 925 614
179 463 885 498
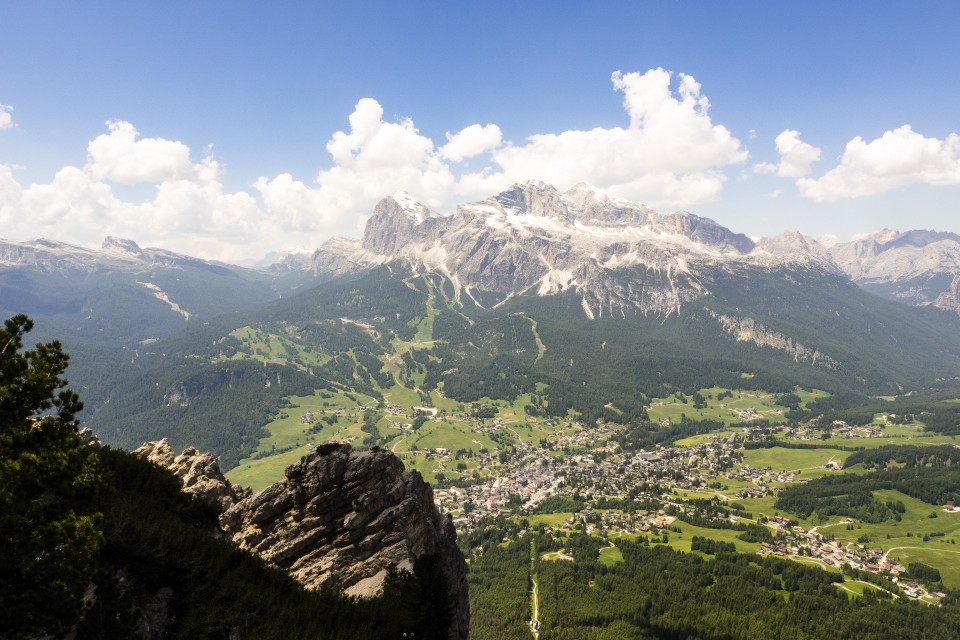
7 181 960 639
4 181 960 462
287 180 960 316
5 181 960 321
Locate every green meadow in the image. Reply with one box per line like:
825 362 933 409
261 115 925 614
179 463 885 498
886 546 960 590
741 447 853 473
646 386 828 426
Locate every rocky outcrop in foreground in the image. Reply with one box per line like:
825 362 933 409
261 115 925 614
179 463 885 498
136 441 469 640
135 438 249 509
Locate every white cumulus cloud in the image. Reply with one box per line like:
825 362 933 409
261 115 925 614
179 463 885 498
255 97 457 238
488 68 747 207
254 173 331 233
86 120 215 184
440 124 503 162
0 119 263 260
754 130 821 178
254 68 749 240
4 68 751 260
797 125 960 202
0 162 261 253
0 104 13 130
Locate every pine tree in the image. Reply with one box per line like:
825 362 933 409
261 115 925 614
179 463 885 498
0 314 102 638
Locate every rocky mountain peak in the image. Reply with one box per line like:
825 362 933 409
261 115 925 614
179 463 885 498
755 230 831 262
101 236 145 260
836 229 899 261
0 238 100 271
561 183 655 227
658 211 756 254
566 180 604 196
390 190 433 224
362 192 439 255
823 228 960 309
336 181 771 317
492 180 569 219
865 228 902 244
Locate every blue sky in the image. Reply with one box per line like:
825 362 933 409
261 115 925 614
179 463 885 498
2 1 959 261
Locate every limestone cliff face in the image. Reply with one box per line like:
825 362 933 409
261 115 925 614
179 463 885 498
707 310 839 369
934 275 960 313
136 441 469 640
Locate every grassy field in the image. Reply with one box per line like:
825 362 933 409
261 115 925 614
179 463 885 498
227 448 309 490
225 388 377 490
886 546 960 590
599 545 624 566
741 447 853 473
790 556 843 575
662 520 762 555
400 419 498 475
224 325 328 368
395 450 444 480
836 579 889 599
714 477 758 494
810 422 959 449
382 383 422 408
828 490 960 549
675 430 741 447
788 558 895 601
603 520 762 556
735 495 793 519
526 513 574 529
646 386 828 426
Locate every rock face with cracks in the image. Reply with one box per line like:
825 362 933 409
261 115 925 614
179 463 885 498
134 438 249 510
136 441 469 640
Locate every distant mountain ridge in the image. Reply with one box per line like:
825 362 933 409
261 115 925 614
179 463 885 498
302 182 774 318
5 182 959 315
0 236 239 275
827 229 960 312
7 182 960 451
0 234 316 340
296 181 960 316
0 235 316 415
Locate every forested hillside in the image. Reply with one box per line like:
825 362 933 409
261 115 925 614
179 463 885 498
0 315 452 639
80 263 960 468
468 529 960 639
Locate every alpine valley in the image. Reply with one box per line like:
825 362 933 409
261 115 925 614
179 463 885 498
7 181 960 638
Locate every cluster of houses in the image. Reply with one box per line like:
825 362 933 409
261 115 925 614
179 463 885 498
437 426 748 530
566 508 676 536
436 457 564 526
759 517 945 601
786 421 884 440
291 395 948 603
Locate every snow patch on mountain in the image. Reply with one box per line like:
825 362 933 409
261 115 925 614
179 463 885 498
391 190 432 225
